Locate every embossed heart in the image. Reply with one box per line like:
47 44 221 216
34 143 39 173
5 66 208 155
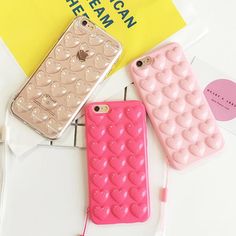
163 83 179 99
46 119 63 134
128 155 145 170
108 124 125 138
45 58 62 74
64 32 80 47
170 98 186 113
176 112 192 128
146 91 162 106
66 93 81 108
179 76 195 92
186 90 202 106
73 20 87 35
89 33 104 46
189 141 205 157
182 127 199 142
26 83 42 99
111 205 128 219
51 82 67 97
152 54 166 70
108 141 125 155
153 106 169 121
166 46 182 63
166 134 183 150
140 77 156 92
54 45 70 60
130 203 148 218
126 123 143 138
108 108 123 122
109 156 126 171
133 66 150 78
110 173 127 187
193 105 209 121
128 171 145 185
92 190 109 204
60 69 78 84
90 141 106 155
91 157 108 171
80 43 95 58
85 67 100 82
92 173 108 187
159 119 176 135
173 62 189 77
88 125 106 139
56 106 72 121
206 133 223 150
31 108 48 123
111 189 128 203
173 149 189 164
127 139 144 154
94 54 109 69
41 95 57 109
104 41 119 57
93 206 110 220
75 80 91 95
126 106 143 122
156 69 172 85
35 71 52 87
129 187 146 202
199 119 215 135
15 97 33 112
70 56 86 71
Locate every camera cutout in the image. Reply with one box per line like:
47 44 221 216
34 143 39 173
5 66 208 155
81 18 95 31
136 56 152 68
82 20 88 26
93 104 110 114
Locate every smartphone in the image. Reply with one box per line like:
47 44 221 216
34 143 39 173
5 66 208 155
129 43 224 170
85 101 150 224
10 16 122 139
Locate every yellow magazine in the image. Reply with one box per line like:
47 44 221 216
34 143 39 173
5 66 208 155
0 0 185 76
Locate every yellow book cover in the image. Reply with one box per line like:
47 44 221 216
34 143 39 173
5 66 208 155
0 0 186 76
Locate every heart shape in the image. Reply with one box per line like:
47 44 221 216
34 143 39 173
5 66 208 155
73 19 87 35
108 108 123 122
173 149 189 164
152 54 166 70
176 112 192 128
128 155 145 170
111 205 128 219
159 120 176 135
193 105 209 121
45 58 62 74
41 95 57 109
56 106 72 121
111 189 128 203
108 141 125 155
90 141 106 156
89 33 104 46
26 83 42 99
75 80 91 95
64 32 80 47
108 124 125 138
104 41 119 57
173 62 189 77
66 93 81 108
88 125 106 139
153 106 169 121
109 156 126 171
133 66 150 78
189 141 205 157
129 188 146 202
130 203 148 218
15 97 33 112
80 43 95 58
88 111 105 124
126 139 144 154
186 90 202 106
94 54 109 69
166 46 182 63
126 123 143 138
206 133 223 150
179 76 195 92
91 158 108 171
140 77 156 92
92 173 108 187
166 134 183 150
54 45 70 60
128 171 145 186
46 119 63 134
199 119 215 135
85 67 100 82
35 71 52 87
93 206 110 220
170 98 186 113
60 69 78 84
126 106 143 122
146 91 162 106
110 173 127 187
31 108 48 123
70 56 86 71
156 69 172 85
92 190 109 204
182 127 199 142
51 82 67 97
163 83 179 99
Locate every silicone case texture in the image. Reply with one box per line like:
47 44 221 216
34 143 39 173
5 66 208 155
10 16 122 139
85 101 150 224
130 43 224 170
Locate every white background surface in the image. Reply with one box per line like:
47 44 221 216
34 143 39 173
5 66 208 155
1 1 236 236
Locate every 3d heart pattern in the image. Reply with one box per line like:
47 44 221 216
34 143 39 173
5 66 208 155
85 101 149 224
130 42 224 170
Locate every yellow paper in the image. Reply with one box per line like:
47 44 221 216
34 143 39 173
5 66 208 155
0 0 185 76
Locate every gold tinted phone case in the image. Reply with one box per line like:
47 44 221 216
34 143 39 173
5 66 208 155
10 16 122 139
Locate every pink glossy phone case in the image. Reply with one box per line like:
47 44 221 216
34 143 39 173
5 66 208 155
85 101 150 224
10 16 122 140
130 43 224 170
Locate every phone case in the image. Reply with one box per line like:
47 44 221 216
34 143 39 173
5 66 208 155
85 101 150 224
129 43 224 170
10 16 122 139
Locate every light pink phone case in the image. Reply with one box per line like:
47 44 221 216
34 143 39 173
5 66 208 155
130 43 224 170
10 16 122 139
85 101 150 224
